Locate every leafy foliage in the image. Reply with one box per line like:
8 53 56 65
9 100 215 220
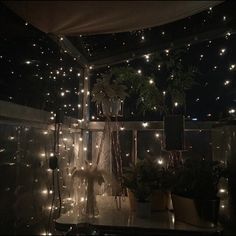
155 49 199 112
91 73 128 106
111 48 198 116
112 67 165 116
171 157 227 199
122 158 171 202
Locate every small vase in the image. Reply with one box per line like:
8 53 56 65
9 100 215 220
101 100 111 116
85 178 99 218
111 99 121 116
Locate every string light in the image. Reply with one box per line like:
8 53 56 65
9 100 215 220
149 79 154 84
224 80 230 86
229 64 235 71
142 122 148 128
219 48 226 56
144 54 150 62
165 49 169 56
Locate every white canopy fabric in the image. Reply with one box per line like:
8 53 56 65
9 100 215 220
4 1 222 36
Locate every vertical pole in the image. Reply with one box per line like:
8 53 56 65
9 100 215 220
79 66 90 165
132 130 138 164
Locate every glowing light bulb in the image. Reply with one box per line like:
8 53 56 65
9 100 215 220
142 122 148 128
137 69 142 74
41 189 48 195
219 48 226 56
165 49 169 55
80 197 85 202
224 80 230 86
157 159 163 165
229 64 235 71
155 133 160 138
219 189 226 193
149 79 154 84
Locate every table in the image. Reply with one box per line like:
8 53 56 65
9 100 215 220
55 196 223 235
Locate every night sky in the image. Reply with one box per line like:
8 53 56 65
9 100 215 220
0 2 235 122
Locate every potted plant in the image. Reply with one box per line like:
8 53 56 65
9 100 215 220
111 49 198 118
122 158 172 216
91 73 128 117
151 164 172 211
122 158 157 218
170 157 227 228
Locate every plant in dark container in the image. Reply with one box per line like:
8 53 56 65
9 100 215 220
122 158 172 216
91 73 128 117
170 157 227 228
151 163 173 211
122 158 156 217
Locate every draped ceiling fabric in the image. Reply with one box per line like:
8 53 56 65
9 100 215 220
4 1 222 36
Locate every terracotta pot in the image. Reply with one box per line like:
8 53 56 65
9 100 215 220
172 194 220 228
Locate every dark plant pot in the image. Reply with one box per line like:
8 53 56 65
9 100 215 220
151 190 169 211
172 194 220 228
127 189 136 211
136 201 151 218
128 189 170 212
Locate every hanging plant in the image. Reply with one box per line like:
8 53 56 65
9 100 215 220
91 73 128 117
111 48 198 117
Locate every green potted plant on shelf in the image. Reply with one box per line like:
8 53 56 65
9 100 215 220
170 157 227 228
111 49 198 118
91 73 128 117
122 158 172 216
151 163 173 211
122 158 156 218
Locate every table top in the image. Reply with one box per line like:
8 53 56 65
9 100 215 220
55 196 223 235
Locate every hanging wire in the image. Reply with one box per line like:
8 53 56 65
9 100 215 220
47 170 55 235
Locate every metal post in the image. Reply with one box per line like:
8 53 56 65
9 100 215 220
132 130 138 164
78 66 90 165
